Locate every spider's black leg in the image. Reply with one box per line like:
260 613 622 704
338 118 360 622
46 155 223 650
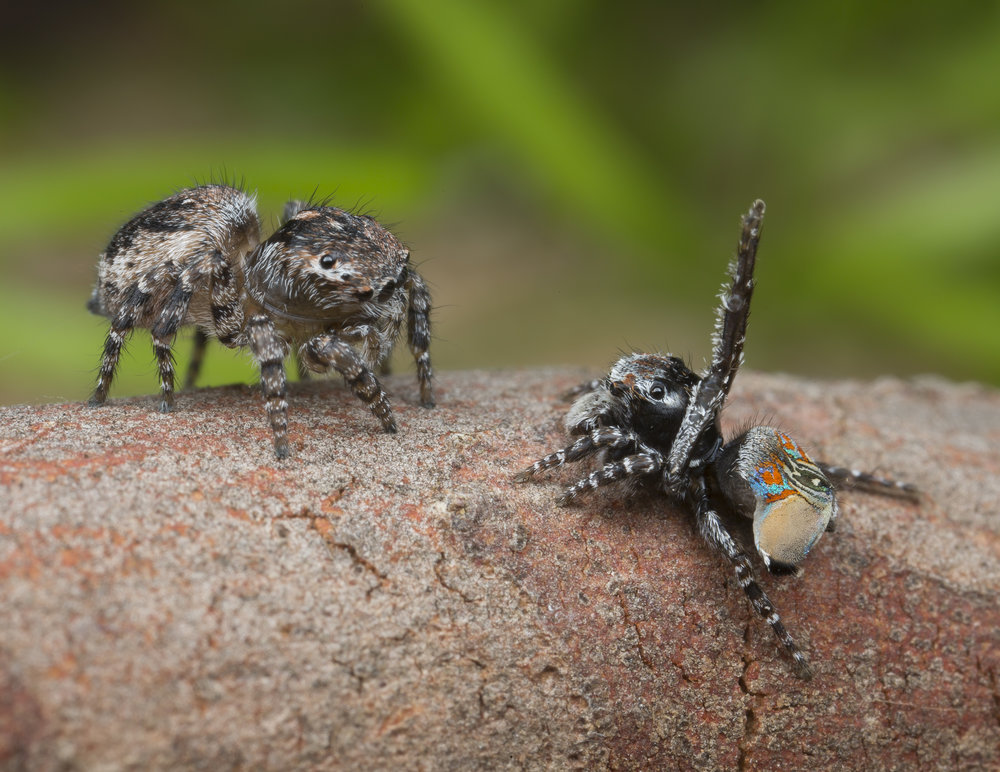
514 426 652 482
90 283 151 407
666 200 765 491
300 332 397 433
247 313 291 459
559 449 666 505
818 463 918 499
184 328 210 390
689 474 813 679
405 267 434 408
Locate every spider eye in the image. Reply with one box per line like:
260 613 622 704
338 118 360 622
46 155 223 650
649 383 667 400
319 254 337 270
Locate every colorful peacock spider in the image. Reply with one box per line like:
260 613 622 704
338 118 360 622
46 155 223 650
515 199 916 678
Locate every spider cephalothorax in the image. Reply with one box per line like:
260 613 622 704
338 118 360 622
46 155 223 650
88 184 434 458
516 199 915 678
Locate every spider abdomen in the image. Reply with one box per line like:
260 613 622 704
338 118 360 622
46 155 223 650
716 426 837 574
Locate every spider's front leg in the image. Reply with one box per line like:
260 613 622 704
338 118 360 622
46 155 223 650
300 332 397 434
513 426 652 482
405 267 434 408
558 449 666 505
689 474 813 679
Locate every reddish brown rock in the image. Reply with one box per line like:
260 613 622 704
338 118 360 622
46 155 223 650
0 370 997 769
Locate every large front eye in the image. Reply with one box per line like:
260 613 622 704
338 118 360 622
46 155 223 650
649 383 666 400
319 254 337 269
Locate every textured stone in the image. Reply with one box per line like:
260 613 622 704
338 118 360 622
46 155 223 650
0 369 997 770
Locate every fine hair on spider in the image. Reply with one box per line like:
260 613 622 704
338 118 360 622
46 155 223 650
87 182 434 458
515 199 916 679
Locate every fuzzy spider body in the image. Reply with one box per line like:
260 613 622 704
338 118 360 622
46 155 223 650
88 185 261 413
87 184 433 458
516 199 914 678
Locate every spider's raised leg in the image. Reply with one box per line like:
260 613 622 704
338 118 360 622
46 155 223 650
514 426 652 482
90 283 152 407
300 333 397 434
818 463 918 499
247 313 291 458
405 268 435 408
559 449 666 505
689 475 812 679
666 200 765 490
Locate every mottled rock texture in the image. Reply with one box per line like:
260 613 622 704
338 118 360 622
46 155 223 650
1 369 998 770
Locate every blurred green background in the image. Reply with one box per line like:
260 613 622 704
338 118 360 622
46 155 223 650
2 0 998 406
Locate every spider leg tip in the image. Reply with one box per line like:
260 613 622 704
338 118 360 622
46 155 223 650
793 658 815 680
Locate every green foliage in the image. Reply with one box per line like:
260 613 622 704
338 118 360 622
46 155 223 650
0 1 998 406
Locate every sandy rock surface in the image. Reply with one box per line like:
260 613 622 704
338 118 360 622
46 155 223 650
1 369 998 770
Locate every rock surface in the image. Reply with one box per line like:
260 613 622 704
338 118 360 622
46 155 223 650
1 369 998 770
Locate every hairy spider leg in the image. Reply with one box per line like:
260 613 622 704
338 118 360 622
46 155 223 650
689 476 813 679
149 267 202 412
300 333 398 434
558 449 666 505
405 268 435 407
247 314 291 458
209 253 244 348
818 463 918 498
183 249 253 389
665 200 765 490
90 283 151 407
514 426 651 482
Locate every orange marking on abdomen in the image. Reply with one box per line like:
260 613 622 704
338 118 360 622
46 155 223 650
779 432 812 463
764 488 798 505
760 464 784 487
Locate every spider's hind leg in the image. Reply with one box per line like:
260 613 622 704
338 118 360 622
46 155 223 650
819 463 918 499
150 276 197 412
690 475 813 679
90 283 151 407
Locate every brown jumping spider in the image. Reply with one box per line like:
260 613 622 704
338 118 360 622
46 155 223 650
515 200 915 678
87 184 434 458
